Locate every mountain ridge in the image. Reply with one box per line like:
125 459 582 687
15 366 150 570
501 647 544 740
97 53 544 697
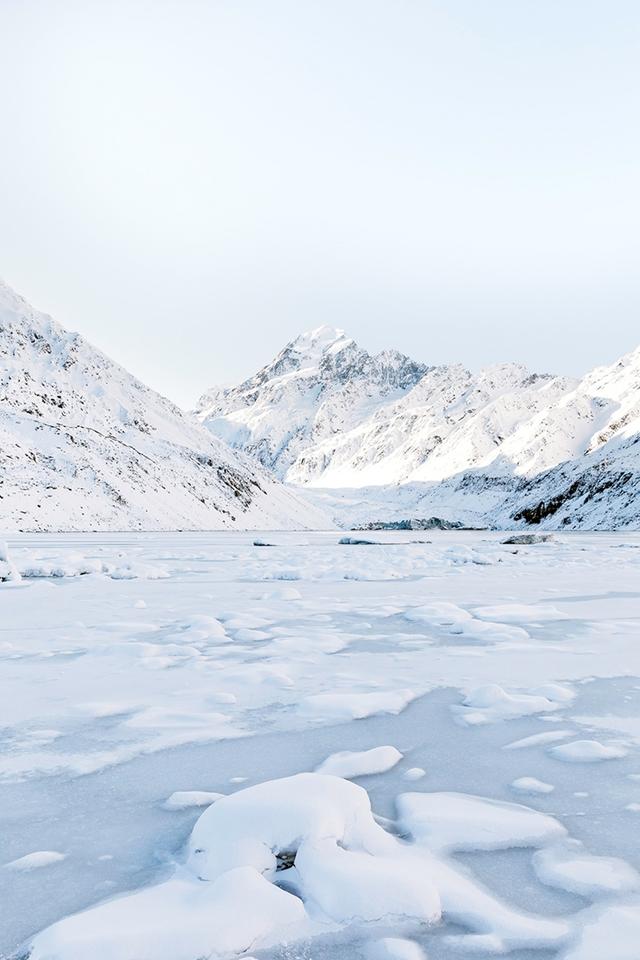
197 327 640 529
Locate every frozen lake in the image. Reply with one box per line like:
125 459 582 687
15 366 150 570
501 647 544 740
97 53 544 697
1 532 640 960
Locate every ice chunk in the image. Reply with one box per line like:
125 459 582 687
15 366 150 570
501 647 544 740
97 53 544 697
315 746 403 778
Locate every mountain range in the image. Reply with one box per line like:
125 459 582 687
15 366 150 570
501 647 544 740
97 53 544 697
196 326 640 530
1 279 638 532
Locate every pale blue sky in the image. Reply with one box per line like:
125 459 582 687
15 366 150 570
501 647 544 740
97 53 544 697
1 0 639 406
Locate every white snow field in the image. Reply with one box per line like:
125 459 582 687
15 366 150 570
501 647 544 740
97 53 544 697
1 530 640 960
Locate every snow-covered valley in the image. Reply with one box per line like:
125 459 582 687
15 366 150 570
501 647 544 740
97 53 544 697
2 531 640 960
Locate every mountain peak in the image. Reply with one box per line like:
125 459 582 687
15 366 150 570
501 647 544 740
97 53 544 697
289 325 352 360
296 324 347 346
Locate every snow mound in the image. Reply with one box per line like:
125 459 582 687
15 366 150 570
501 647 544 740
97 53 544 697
365 938 427 960
454 683 574 725
315 746 403 779
549 740 629 762
187 774 440 928
29 867 308 960
404 767 426 781
4 850 66 871
299 689 415 721
164 791 224 811
511 777 555 795
29 774 575 959
0 541 21 583
339 536 380 545
397 791 566 853
15 553 169 580
562 899 640 960
505 730 573 750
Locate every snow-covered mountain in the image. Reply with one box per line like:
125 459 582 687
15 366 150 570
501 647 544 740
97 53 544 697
0 282 329 531
197 328 640 529
195 326 429 478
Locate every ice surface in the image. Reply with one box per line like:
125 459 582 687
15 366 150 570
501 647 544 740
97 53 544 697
1 530 640 960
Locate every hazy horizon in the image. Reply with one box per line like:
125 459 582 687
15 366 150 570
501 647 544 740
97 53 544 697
2 0 639 407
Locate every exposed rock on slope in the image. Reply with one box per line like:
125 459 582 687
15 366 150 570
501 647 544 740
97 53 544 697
0 281 329 531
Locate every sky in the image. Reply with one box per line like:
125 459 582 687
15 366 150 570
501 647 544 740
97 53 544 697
1 0 639 407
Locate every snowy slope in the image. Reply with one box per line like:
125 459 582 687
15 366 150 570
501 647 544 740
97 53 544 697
198 331 640 530
0 281 329 531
